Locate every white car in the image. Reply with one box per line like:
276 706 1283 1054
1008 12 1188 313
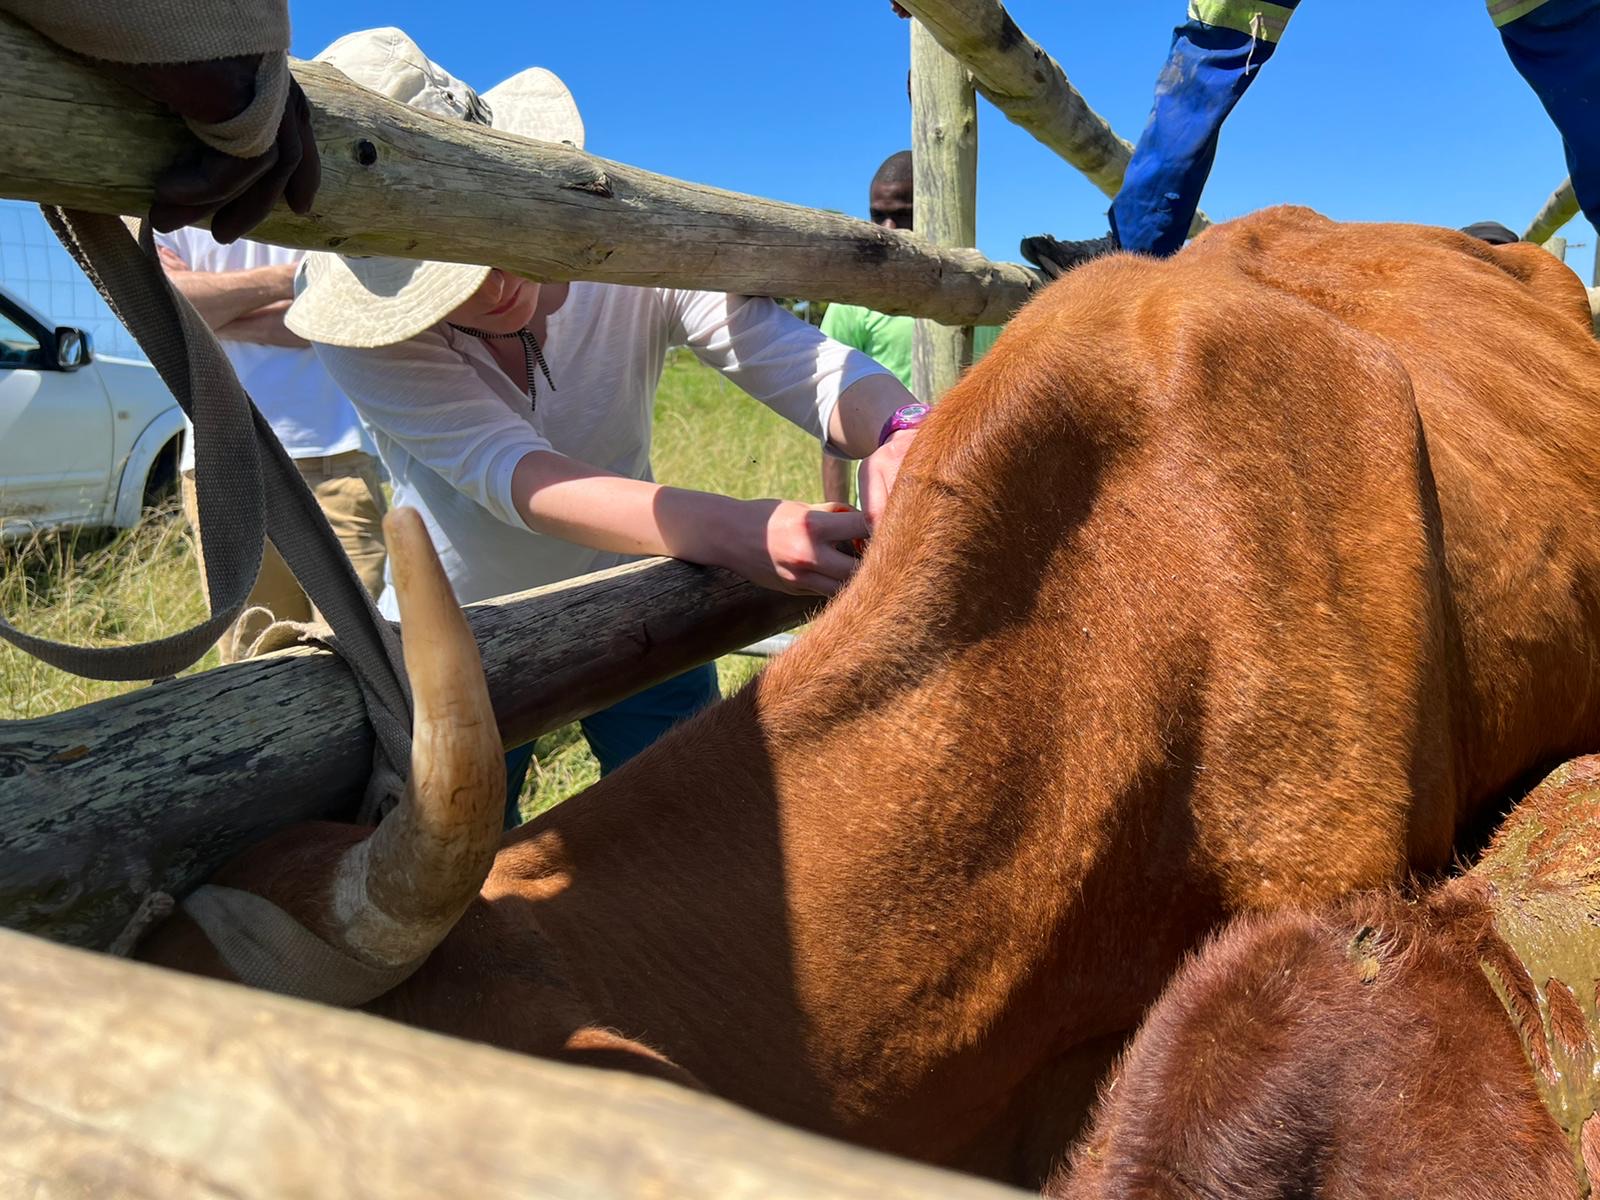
0 285 183 538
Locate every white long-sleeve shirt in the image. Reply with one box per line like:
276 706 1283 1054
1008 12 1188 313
157 229 374 470
312 283 888 615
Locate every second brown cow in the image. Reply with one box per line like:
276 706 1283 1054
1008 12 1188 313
1052 757 1600 1199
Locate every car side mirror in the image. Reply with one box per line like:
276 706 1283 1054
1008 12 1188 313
54 326 91 371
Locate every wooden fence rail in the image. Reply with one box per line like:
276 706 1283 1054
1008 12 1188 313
0 558 814 950
1525 177 1578 246
0 928 1023 1199
0 14 1032 327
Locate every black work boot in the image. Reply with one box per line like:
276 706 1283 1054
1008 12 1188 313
1459 221 1519 246
1019 231 1120 280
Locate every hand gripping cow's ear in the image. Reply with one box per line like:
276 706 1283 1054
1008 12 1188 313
324 507 506 973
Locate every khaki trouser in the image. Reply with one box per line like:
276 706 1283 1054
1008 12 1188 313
181 450 388 664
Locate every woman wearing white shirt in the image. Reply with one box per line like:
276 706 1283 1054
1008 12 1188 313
288 30 928 819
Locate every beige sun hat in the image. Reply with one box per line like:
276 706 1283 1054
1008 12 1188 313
285 28 584 349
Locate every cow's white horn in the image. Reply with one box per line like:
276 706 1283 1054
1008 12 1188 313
329 507 505 970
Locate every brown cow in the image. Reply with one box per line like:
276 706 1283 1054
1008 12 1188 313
1050 758 1600 1200
136 207 1600 1188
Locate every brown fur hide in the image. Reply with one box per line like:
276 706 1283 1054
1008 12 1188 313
139 207 1600 1188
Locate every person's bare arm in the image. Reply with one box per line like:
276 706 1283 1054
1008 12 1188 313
214 299 309 347
822 449 853 506
157 247 298 331
510 450 865 597
825 372 925 526
825 371 912 458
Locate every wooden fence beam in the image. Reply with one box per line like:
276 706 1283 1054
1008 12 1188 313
1525 177 1579 246
0 558 814 951
0 15 1032 328
0 929 1023 1199
894 0 1210 233
912 21 978 403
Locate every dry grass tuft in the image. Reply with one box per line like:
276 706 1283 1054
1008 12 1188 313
0 501 216 718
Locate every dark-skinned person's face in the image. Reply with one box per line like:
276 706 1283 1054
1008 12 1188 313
869 179 914 231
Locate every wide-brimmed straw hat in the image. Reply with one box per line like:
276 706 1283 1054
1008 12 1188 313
285 28 583 349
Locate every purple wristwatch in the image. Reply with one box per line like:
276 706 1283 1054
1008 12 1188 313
878 402 931 447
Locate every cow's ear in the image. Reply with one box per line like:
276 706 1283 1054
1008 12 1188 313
557 1026 705 1092
1582 1113 1600 1191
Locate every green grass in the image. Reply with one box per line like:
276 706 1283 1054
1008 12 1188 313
0 351 823 816
651 348 824 501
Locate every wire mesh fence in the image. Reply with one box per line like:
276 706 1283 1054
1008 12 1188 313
0 200 146 360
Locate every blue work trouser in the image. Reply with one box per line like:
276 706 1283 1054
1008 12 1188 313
503 662 720 827
1499 0 1600 230
1110 15 1294 258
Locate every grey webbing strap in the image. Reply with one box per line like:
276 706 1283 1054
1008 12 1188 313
183 883 421 1005
0 213 262 676
1 209 411 811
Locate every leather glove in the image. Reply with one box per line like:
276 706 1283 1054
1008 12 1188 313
100 53 321 243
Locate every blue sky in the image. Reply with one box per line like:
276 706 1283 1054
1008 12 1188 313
287 0 1593 277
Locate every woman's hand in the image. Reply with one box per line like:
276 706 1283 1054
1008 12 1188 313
857 428 917 528
508 454 868 597
720 499 869 597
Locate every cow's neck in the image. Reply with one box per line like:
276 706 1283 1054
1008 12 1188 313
491 474 1160 1156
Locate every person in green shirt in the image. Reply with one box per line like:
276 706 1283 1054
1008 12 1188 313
820 303 1000 398
818 150 1000 503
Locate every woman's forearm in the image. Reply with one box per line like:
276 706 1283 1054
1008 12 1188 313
508 449 867 596
215 300 310 347
509 449 742 563
828 372 916 458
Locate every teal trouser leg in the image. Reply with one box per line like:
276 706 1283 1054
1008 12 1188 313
580 662 721 775
503 663 721 828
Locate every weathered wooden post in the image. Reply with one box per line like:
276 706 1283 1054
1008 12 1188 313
0 558 816 950
911 20 978 404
